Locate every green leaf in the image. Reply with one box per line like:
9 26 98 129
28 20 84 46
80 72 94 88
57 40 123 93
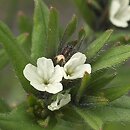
78 28 86 41
110 96 130 109
0 33 31 70
90 69 108 83
17 33 30 46
0 99 10 113
17 33 31 54
17 11 33 34
60 106 84 123
108 31 130 43
17 12 33 54
74 0 96 29
86 29 113 59
0 104 45 130
74 107 103 130
76 72 91 102
99 85 130 101
0 49 9 69
89 96 130 123
93 45 130 72
80 96 109 107
0 21 37 94
54 118 90 130
31 0 49 61
75 96 130 129
88 73 116 92
46 7 59 58
89 0 102 11
0 104 89 130
60 15 77 47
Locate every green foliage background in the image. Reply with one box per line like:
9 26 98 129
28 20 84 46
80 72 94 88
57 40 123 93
0 0 130 130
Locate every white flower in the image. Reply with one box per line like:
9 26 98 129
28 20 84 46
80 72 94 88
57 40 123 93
109 0 130 28
63 52 91 80
23 57 64 94
48 93 71 111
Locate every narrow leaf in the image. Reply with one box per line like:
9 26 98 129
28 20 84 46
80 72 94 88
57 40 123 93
17 33 31 54
88 74 116 92
0 99 10 113
79 96 130 129
46 7 59 58
0 49 9 69
0 104 45 130
60 15 77 48
86 29 113 59
74 107 103 130
0 21 37 94
74 0 96 28
17 11 33 34
81 96 109 107
0 33 31 70
90 104 130 123
76 72 90 102
100 85 130 101
111 96 130 109
90 69 108 83
93 45 130 72
60 106 84 123
31 0 49 61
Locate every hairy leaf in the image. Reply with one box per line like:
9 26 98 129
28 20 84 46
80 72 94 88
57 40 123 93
88 74 116 92
74 0 96 29
0 33 31 70
90 96 130 123
86 29 113 59
74 107 103 130
46 7 59 58
0 99 10 113
93 45 130 72
0 49 9 69
59 15 77 48
0 21 37 94
0 104 45 130
75 96 130 130
100 85 130 101
17 11 33 34
31 0 49 61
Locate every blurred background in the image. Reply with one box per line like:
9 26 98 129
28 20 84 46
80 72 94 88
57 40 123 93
0 0 130 130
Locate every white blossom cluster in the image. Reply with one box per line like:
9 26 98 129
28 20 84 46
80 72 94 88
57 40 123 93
23 52 91 111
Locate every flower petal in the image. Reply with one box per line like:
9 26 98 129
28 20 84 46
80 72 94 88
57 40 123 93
110 18 128 28
49 65 64 83
64 58 79 74
46 83 63 94
118 7 130 21
30 81 46 91
110 0 120 21
23 64 42 82
70 52 86 64
64 64 91 79
48 93 71 111
37 57 54 80
48 101 59 111
59 93 71 107
109 0 130 28
119 0 129 8
64 52 87 75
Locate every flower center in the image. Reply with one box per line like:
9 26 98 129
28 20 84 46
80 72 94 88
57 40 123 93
66 70 74 77
43 80 49 85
